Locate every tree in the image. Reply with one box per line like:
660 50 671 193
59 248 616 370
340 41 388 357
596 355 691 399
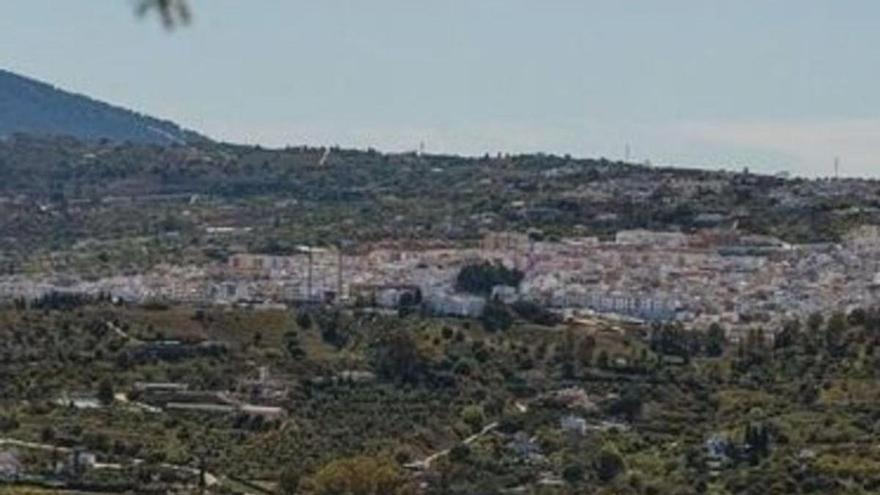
737 327 769 370
706 323 726 357
744 422 770 463
576 334 597 368
481 300 513 333
558 328 579 379
304 455 410 495
371 328 428 385
279 465 303 495
0 414 19 433
284 330 305 359
594 448 626 482
316 309 351 349
825 312 848 357
97 378 115 406
807 312 824 333
774 319 801 350
609 385 643 422
798 380 820 405
40 426 56 443
650 323 697 361
398 289 422 318
596 350 610 370
448 444 470 463
848 307 867 327
455 261 524 296
296 311 313 330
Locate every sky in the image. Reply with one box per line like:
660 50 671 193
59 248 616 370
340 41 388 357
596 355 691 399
2 0 880 177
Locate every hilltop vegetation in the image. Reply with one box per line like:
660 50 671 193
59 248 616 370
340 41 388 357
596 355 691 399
0 135 878 275
0 118 878 493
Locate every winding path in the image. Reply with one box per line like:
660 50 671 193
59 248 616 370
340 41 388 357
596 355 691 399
0 437 225 490
406 400 531 470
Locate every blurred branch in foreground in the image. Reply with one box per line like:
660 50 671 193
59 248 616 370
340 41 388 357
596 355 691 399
136 0 192 28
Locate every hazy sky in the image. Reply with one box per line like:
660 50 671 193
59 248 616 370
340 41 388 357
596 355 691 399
3 1 880 177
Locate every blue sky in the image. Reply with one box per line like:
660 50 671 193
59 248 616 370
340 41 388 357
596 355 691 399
3 1 879 177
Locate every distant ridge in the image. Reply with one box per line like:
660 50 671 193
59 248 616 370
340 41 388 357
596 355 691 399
0 69 208 145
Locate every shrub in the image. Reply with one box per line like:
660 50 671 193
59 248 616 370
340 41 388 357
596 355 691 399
460 404 485 433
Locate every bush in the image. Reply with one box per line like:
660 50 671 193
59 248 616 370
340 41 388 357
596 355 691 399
562 462 586 483
97 378 115 406
460 405 485 433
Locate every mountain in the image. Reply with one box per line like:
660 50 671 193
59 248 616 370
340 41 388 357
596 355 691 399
0 69 208 145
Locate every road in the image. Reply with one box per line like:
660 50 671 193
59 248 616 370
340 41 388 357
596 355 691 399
106 320 142 343
0 437 226 490
0 437 71 453
410 421 500 470
114 392 162 414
